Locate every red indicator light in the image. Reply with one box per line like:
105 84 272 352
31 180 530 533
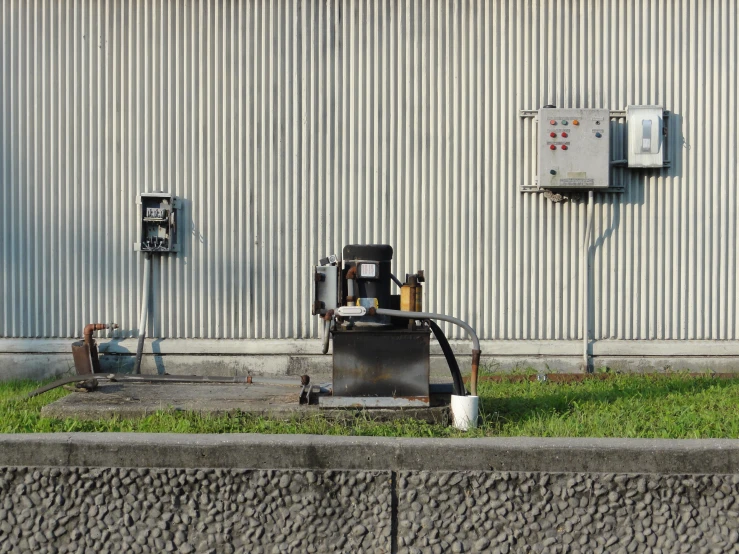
549 145 556 150
561 132 568 138
549 119 557 125
561 145 568 150
550 132 557 138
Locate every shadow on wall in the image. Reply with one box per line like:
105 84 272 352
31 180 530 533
584 112 684 341
97 332 166 375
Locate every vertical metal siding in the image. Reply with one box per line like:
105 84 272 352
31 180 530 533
1 0 737 341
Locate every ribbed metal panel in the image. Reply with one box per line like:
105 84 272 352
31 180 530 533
1 0 737 341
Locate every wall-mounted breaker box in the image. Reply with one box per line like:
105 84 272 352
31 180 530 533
626 105 665 168
313 264 339 316
537 108 610 189
134 192 180 253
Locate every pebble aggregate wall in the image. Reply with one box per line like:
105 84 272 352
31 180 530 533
397 472 739 554
0 467 390 554
1 435 738 553
2 468 739 553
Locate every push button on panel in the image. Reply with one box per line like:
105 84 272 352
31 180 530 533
561 132 568 138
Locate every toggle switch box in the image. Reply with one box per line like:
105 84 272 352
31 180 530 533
537 108 610 189
134 192 180 253
626 105 665 168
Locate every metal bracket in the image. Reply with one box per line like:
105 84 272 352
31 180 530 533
519 109 628 119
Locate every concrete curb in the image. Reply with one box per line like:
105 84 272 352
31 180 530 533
1 434 737 474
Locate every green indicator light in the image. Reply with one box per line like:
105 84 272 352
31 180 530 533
562 120 568 125
550 169 557 175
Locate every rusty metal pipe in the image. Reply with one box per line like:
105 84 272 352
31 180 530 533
345 266 357 304
82 323 119 373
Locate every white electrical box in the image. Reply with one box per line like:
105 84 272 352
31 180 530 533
537 108 610 189
627 105 664 168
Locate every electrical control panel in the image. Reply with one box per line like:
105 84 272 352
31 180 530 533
134 192 180 253
313 263 339 316
537 108 610 189
626 105 665 168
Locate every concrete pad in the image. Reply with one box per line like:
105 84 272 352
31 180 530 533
41 382 450 424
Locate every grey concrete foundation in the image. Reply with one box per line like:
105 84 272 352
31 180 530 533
1 435 738 553
4 339 739 382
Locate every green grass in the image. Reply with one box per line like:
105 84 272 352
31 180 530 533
1 373 738 438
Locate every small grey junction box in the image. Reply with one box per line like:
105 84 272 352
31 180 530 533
537 108 610 189
134 192 180 253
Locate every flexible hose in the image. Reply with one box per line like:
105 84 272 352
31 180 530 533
374 308 481 396
346 278 355 302
322 318 331 354
427 320 465 396
133 253 152 374
390 273 404 288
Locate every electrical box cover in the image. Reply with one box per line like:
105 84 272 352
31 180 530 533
537 108 610 189
135 192 179 253
313 265 338 315
626 105 664 168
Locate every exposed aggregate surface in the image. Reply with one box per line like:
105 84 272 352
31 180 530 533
0 467 391 554
397 472 739 554
1 467 738 553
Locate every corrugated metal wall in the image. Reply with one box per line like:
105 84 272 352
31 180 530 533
1 0 737 341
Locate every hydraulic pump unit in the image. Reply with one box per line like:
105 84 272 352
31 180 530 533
314 244 481 418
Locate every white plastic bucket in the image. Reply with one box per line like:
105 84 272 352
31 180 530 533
450 394 479 430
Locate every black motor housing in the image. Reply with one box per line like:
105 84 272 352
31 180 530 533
342 244 393 310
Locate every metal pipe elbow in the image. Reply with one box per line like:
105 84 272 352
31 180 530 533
83 323 118 344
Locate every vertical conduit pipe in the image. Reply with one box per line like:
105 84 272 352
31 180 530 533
582 191 594 372
133 253 153 374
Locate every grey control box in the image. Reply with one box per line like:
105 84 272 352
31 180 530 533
134 192 180 253
537 108 610 189
313 264 338 316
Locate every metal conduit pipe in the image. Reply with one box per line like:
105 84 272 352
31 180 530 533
133 253 153 374
374 308 481 396
582 191 594 372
